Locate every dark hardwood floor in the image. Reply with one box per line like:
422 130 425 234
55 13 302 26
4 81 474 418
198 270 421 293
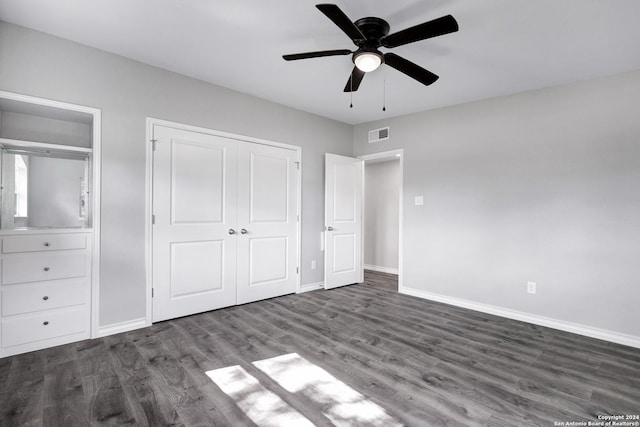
1 270 639 426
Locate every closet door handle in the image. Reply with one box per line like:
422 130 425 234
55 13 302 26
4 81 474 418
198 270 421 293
326 226 334 231
44 242 50 247
44 267 50 272
228 229 236 235
240 229 248 234
43 296 49 301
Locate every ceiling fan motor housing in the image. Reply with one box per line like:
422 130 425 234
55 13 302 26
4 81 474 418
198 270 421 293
353 17 389 62
354 17 390 45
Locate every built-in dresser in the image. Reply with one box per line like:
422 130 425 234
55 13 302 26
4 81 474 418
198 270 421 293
0 91 100 357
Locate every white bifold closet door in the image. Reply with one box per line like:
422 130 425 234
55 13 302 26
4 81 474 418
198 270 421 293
152 125 298 322
236 142 298 305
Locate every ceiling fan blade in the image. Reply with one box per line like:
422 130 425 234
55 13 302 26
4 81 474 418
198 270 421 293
283 49 352 61
343 66 365 92
316 4 365 43
382 15 458 48
384 53 439 86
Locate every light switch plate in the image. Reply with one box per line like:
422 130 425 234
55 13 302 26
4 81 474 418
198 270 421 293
414 196 424 206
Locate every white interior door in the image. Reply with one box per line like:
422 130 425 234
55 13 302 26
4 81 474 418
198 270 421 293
236 142 299 304
152 125 237 322
324 153 364 289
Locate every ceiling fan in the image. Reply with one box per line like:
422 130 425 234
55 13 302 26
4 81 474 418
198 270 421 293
283 4 459 92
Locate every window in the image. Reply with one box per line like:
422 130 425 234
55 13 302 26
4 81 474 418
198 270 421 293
14 155 28 218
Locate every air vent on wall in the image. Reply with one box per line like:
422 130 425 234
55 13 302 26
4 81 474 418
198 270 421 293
368 126 390 143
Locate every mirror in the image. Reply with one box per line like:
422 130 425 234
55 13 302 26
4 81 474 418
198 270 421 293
1 149 89 229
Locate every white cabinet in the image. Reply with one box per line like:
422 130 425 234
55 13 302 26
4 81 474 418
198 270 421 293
1 278 86 316
2 307 87 349
0 90 101 358
2 233 87 253
2 252 87 284
0 232 92 357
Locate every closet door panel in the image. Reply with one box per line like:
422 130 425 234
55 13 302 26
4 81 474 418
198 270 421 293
152 126 237 322
169 240 225 297
236 143 298 304
171 140 225 223
249 154 289 222
249 237 289 284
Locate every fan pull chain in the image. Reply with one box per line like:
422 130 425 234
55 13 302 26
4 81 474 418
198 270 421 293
382 66 387 112
350 74 353 108
383 79 386 112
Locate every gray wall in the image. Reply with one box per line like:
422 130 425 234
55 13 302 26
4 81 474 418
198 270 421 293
0 21 353 327
364 160 399 271
1 111 91 147
354 70 640 338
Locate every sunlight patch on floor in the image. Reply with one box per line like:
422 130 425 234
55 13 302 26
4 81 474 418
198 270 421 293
205 365 315 427
253 353 403 427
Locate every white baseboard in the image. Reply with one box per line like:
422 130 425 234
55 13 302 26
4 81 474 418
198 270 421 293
97 317 149 338
399 286 640 349
364 264 399 275
298 281 324 293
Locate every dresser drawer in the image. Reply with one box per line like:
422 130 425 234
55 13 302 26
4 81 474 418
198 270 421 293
2 234 87 254
1 307 87 348
2 253 87 285
1 279 87 316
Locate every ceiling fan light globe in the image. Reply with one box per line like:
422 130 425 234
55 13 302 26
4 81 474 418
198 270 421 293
354 52 382 72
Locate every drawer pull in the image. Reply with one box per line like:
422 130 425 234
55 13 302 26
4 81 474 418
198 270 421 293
44 242 50 247
43 296 49 301
43 321 49 326
44 267 50 272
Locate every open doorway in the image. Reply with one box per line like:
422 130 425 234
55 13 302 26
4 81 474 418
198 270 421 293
359 150 403 292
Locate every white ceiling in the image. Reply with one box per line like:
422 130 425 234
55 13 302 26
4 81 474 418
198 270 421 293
2 0 640 125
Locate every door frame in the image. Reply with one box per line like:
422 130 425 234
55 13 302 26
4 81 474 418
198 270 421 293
357 149 404 292
145 118 302 326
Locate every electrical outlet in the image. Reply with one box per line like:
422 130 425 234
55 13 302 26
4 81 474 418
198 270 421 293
311 260 316 269
414 196 424 206
527 281 537 294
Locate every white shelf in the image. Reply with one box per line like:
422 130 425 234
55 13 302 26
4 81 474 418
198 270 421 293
0 228 93 236
0 137 92 154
